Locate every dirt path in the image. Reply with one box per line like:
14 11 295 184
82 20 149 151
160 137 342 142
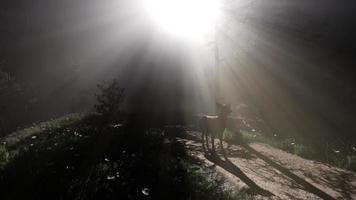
177 131 356 200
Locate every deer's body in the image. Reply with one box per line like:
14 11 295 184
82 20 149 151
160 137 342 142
199 103 231 153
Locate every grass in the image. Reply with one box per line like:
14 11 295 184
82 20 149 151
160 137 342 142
183 161 254 200
0 144 9 168
225 130 356 172
0 114 251 200
2 113 85 147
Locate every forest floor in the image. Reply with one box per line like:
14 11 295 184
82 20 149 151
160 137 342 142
1 114 356 200
0 115 249 200
177 131 356 200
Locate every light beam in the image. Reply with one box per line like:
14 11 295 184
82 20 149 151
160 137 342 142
143 0 221 41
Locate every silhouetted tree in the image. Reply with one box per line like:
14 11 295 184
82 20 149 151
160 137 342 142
0 69 27 135
95 79 125 122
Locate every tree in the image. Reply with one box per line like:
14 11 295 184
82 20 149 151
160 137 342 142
0 69 25 135
95 79 125 122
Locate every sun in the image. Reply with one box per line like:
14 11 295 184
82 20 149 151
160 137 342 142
144 0 221 41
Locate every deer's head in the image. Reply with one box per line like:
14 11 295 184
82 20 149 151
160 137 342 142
216 103 232 118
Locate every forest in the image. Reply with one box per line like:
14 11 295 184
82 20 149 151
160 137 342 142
1 0 356 199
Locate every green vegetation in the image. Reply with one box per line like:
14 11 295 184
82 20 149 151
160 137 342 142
0 144 9 168
184 161 254 200
95 79 125 122
2 113 84 147
0 80 253 200
225 130 356 172
0 114 251 200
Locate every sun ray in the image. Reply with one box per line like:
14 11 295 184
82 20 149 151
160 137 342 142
143 0 221 42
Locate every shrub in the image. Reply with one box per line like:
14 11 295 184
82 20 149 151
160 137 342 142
0 144 9 168
94 79 125 122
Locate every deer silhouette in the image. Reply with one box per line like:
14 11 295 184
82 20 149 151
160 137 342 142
199 103 232 153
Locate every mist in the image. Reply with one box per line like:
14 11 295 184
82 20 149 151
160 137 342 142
1 1 356 199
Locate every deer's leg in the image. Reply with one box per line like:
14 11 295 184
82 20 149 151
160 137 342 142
205 132 210 151
201 131 206 151
219 134 225 154
211 135 215 153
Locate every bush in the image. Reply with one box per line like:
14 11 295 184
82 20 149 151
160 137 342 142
346 155 356 171
94 79 125 122
0 144 9 168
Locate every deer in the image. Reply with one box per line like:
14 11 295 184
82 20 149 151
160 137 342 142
199 103 232 153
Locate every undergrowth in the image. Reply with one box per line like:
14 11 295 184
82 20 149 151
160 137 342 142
0 114 251 200
225 130 356 172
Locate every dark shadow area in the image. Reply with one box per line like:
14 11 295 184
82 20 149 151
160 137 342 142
176 131 273 196
299 165 356 199
224 145 256 160
204 151 273 197
242 144 336 200
0 115 230 200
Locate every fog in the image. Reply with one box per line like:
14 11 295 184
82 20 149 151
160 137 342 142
1 0 356 143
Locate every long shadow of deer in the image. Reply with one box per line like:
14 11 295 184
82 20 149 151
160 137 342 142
198 103 335 199
242 144 336 200
198 103 272 196
205 153 273 196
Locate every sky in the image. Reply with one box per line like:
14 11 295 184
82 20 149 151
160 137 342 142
1 0 356 140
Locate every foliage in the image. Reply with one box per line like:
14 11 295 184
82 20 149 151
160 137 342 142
2 113 84 149
0 144 9 168
0 69 24 134
183 160 253 200
95 79 125 122
224 188 255 200
323 145 356 172
0 114 249 200
0 69 39 135
234 130 356 172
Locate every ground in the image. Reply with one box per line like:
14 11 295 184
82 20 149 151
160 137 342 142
177 131 356 200
1 115 356 200
0 115 237 200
